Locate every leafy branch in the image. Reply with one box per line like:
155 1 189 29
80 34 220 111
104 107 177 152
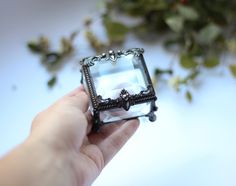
28 32 77 87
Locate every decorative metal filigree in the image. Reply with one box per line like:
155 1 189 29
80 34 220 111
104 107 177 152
120 89 130 111
80 48 144 66
95 85 156 111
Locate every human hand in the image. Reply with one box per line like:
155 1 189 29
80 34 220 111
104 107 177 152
0 86 139 186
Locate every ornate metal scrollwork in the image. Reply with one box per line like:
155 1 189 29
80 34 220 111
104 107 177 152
79 48 144 66
95 85 156 111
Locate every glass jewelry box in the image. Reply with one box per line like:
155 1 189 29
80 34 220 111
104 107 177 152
80 48 157 131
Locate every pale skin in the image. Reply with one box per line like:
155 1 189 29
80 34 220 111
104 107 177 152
0 86 140 186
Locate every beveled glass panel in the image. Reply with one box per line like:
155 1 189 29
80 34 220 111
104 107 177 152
87 53 151 123
100 102 151 123
89 53 148 99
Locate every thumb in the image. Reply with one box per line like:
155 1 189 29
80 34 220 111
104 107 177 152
30 87 90 150
59 86 89 113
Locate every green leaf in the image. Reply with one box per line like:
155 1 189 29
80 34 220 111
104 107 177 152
104 17 129 43
180 54 198 69
155 68 173 76
198 23 221 45
85 30 106 53
27 42 42 53
204 56 220 68
229 64 236 77
27 36 49 54
47 76 57 88
60 37 74 55
165 16 184 32
177 5 199 21
185 90 192 102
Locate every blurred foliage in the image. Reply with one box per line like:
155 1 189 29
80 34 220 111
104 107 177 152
27 0 236 101
85 0 236 102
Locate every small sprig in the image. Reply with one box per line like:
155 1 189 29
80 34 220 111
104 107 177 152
27 32 78 88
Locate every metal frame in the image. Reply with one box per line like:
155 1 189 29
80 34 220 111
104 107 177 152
80 48 157 131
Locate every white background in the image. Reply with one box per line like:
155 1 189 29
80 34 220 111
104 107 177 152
1 0 236 185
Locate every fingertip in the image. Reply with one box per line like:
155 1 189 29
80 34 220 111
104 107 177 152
78 85 86 92
67 85 86 97
132 118 140 125
74 90 89 112
125 118 140 132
